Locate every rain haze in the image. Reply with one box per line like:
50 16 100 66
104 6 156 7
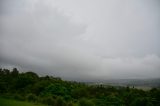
0 0 160 81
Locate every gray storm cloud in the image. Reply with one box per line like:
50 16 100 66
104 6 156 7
0 0 160 81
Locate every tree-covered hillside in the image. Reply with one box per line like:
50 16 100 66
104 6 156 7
0 68 160 106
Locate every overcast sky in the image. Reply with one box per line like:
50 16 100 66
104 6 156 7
0 0 160 81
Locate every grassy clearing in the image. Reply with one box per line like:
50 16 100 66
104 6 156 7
0 98 46 106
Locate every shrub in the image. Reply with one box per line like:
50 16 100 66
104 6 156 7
14 94 25 101
78 98 95 106
67 101 74 106
26 93 37 102
55 97 67 106
41 96 55 105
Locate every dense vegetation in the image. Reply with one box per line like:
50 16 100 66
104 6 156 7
0 68 160 106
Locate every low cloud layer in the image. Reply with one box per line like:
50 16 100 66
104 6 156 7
0 0 160 81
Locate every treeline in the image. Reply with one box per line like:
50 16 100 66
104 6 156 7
0 68 160 106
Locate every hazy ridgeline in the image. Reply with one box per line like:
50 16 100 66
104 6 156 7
0 68 160 106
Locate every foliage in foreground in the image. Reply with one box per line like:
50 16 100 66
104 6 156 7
0 68 160 106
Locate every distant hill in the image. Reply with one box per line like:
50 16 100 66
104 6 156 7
89 78 160 88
